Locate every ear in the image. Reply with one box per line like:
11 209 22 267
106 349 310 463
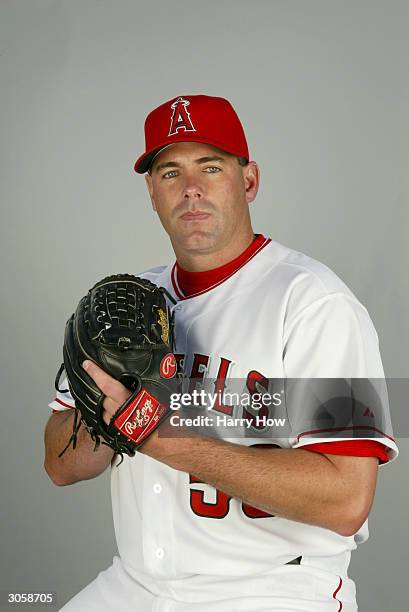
243 161 260 204
145 173 157 211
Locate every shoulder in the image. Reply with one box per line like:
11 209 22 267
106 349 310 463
261 240 356 297
266 244 386 376
136 265 169 284
259 239 369 319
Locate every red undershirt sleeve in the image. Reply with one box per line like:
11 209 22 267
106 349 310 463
301 439 389 463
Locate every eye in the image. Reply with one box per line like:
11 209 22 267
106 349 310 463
162 170 178 179
204 166 221 173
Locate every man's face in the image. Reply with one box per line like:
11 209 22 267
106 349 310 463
145 142 259 256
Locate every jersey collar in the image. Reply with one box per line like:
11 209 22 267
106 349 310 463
171 234 271 300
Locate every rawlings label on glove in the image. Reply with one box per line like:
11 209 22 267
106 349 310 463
55 274 179 463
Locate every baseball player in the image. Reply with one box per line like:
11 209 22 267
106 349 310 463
44 94 398 611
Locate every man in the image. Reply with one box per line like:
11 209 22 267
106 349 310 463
44 95 398 611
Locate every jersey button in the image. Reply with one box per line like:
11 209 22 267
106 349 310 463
153 483 162 494
155 548 165 559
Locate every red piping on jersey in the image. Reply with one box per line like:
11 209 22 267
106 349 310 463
296 425 395 444
333 577 343 611
55 398 75 409
171 266 185 300
171 235 271 299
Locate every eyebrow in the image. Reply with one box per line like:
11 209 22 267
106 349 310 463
153 155 226 173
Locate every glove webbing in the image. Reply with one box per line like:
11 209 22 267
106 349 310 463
88 281 150 346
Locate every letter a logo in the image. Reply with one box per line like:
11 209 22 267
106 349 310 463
168 97 196 136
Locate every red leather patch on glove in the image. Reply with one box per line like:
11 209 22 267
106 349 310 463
114 389 168 445
160 353 177 379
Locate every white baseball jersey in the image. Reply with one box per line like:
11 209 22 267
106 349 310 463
51 237 398 611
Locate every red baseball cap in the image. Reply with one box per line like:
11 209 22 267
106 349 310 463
134 94 249 174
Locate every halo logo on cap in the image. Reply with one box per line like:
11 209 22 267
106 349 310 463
169 97 196 136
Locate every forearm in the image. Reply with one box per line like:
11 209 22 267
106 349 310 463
44 410 114 486
141 431 375 535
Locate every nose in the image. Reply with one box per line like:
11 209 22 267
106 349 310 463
182 173 204 201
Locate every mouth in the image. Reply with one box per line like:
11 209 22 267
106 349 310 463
180 211 211 221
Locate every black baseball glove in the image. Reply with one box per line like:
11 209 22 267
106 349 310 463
55 274 180 464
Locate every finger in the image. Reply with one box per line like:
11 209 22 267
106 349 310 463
82 360 131 404
102 396 122 424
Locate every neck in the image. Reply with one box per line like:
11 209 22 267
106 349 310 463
172 228 255 272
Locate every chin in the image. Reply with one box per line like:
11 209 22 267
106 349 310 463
177 231 218 253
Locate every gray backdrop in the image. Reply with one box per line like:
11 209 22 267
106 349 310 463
1 1 408 610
